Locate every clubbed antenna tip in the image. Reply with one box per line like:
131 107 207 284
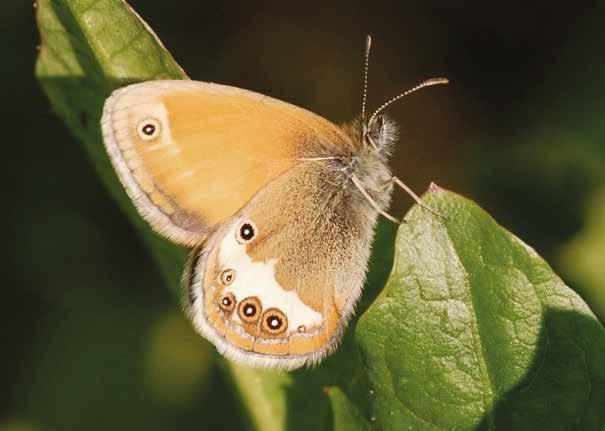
368 77 449 125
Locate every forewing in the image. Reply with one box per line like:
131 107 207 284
101 80 344 245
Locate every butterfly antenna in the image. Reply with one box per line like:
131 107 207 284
368 77 449 125
361 35 372 121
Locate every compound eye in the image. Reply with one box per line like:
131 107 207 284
236 221 257 244
368 113 385 132
261 308 288 335
368 114 382 135
237 297 262 323
137 118 161 140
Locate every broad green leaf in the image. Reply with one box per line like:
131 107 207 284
352 187 605 430
36 1 605 430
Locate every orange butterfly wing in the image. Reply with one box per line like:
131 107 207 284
101 80 345 245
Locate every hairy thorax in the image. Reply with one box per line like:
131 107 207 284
329 115 397 215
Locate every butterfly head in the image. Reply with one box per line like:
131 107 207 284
362 113 398 156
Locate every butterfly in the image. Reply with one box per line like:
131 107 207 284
101 36 447 369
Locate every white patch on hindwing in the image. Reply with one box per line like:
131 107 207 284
215 223 323 332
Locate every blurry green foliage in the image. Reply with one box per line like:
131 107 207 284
145 311 214 406
471 2 605 324
561 187 605 324
34 0 605 430
0 421 38 431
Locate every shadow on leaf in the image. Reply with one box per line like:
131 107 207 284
475 308 605 431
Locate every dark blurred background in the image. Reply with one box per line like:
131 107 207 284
4 1 605 429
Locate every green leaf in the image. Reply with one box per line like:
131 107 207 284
36 1 605 430
352 186 605 430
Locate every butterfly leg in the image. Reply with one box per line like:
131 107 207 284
392 176 444 218
350 174 400 223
